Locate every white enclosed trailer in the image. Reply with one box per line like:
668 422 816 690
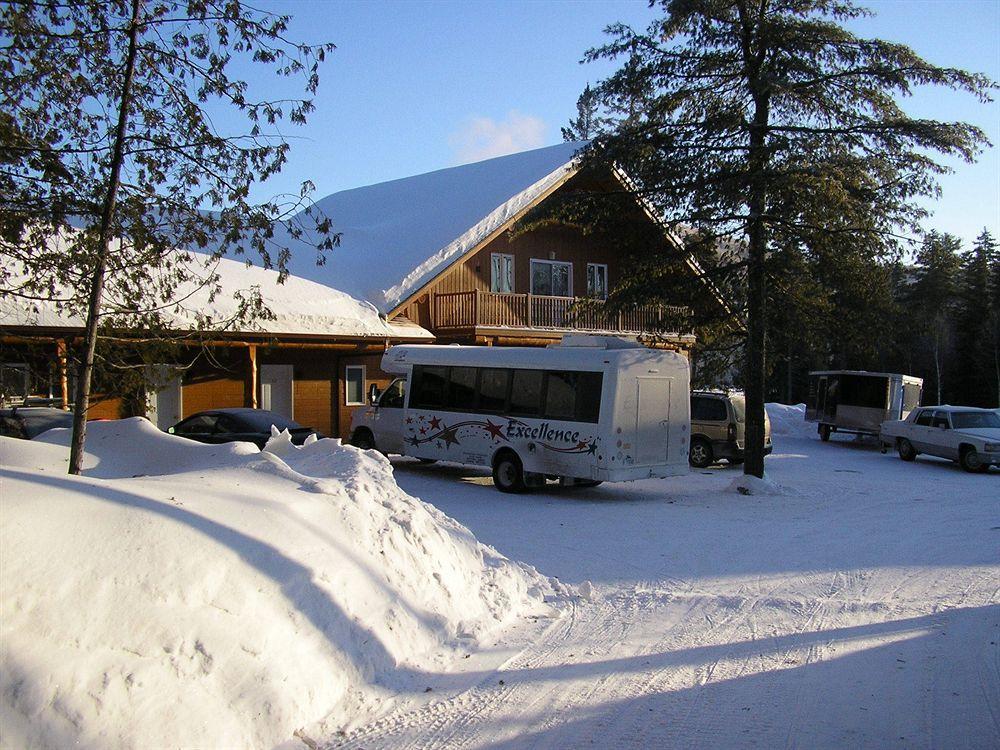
350 335 691 492
806 370 923 441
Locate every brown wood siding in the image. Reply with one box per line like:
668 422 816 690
389 170 664 328
337 353 394 440
293 378 334 436
88 396 123 420
182 376 245 417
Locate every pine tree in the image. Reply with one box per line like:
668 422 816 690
973 229 1000 406
562 84 605 141
0 1 336 474
576 0 994 476
908 231 962 404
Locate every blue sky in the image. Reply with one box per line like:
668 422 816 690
247 0 999 248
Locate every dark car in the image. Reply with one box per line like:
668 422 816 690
0 406 74 439
168 408 321 449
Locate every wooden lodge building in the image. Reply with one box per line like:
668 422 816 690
1 142 711 440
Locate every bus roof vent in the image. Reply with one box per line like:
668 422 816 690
556 335 643 350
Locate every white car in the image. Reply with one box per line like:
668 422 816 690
879 405 1000 473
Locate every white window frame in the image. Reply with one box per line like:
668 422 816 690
345 365 366 406
490 253 515 293
586 263 609 300
529 259 573 297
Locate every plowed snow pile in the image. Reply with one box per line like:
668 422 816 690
0 419 558 749
765 401 813 438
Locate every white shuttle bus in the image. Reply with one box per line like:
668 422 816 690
349 335 690 492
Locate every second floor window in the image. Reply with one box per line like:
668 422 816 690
530 259 572 297
586 263 608 299
491 253 514 293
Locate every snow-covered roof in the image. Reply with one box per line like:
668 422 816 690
280 141 586 312
0 249 432 340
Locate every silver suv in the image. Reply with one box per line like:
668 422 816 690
689 391 772 468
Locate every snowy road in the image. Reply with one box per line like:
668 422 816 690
327 434 1000 749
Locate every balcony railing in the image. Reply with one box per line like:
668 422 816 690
432 290 685 334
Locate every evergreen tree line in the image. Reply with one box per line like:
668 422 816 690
767 228 1000 408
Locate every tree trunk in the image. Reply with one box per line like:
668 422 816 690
69 0 142 475
743 69 770 476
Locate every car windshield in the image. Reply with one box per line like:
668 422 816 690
730 395 746 423
950 411 1000 429
233 411 303 432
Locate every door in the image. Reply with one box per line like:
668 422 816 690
816 376 829 421
636 377 671 466
146 366 183 430
260 364 294 419
373 378 407 454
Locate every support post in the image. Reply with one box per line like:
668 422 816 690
57 339 69 410
248 344 258 409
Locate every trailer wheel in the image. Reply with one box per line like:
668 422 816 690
959 446 988 473
689 437 713 468
492 450 527 493
897 438 916 462
819 424 832 442
350 428 376 451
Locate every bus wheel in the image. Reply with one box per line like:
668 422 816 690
492 451 526 493
350 429 375 451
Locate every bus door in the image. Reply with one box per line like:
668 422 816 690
636 377 671 465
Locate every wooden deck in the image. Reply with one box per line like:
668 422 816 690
431 290 685 335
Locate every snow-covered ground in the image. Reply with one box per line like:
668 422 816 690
1 405 998 749
0 421 558 749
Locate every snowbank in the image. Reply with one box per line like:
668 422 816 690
1 419 556 749
766 402 813 438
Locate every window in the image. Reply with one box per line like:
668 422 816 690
176 414 218 435
914 410 933 426
838 375 887 409
509 369 544 416
542 370 604 423
448 367 478 410
0 363 30 403
479 368 509 412
530 259 572 297
410 366 448 409
691 396 728 421
586 263 608 299
544 371 577 420
379 378 405 409
931 412 950 429
345 365 366 405
491 253 514 293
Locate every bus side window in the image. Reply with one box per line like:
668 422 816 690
576 372 603 423
411 365 448 409
449 367 478 411
544 371 577 421
509 370 543 417
479 368 509 414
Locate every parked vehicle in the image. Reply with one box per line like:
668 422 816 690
879 405 1000 473
350 335 691 492
689 391 772 468
168 408 320 449
0 406 74 439
806 370 923 441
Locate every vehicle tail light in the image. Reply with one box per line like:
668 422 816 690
728 423 737 442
